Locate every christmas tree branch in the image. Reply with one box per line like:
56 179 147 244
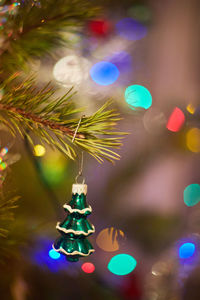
0 103 83 138
0 74 125 163
0 194 29 264
0 0 99 74
0 196 18 238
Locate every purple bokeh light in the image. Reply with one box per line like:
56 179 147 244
116 18 147 41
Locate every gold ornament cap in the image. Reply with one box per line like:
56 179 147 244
72 183 87 195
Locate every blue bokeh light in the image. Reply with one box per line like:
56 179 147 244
116 18 147 41
90 61 119 86
179 243 195 259
49 249 61 260
31 238 67 273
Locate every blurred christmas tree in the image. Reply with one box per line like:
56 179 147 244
1 1 198 300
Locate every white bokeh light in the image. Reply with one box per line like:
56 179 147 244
53 55 91 87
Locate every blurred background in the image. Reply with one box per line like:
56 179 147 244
1 0 200 299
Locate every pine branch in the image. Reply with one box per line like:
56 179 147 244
0 194 27 264
0 0 100 74
0 74 125 163
0 196 18 238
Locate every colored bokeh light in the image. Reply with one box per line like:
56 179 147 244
179 242 195 259
128 4 151 23
108 254 137 276
186 104 196 114
81 262 95 274
166 107 185 132
0 162 7 171
0 147 8 157
108 51 132 74
116 18 147 41
34 144 46 157
12 2 19 7
90 61 119 86
184 184 200 207
96 227 125 252
186 128 200 153
88 19 111 36
32 238 67 272
125 85 152 110
42 151 67 185
48 249 61 260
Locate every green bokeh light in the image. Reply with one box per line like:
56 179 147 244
184 184 200 207
107 254 137 275
128 4 152 23
125 85 152 110
42 152 67 186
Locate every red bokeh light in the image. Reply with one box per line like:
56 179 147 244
88 20 111 36
166 107 185 132
81 262 95 274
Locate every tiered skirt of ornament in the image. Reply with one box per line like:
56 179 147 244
53 184 95 262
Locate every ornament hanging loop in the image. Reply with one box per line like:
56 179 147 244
72 115 85 184
72 115 85 143
75 151 85 184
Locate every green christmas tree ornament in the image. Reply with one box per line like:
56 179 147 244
53 183 95 262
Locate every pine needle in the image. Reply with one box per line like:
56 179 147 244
0 75 126 163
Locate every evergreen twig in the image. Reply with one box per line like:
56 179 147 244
0 0 100 74
0 196 18 238
0 74 126 163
